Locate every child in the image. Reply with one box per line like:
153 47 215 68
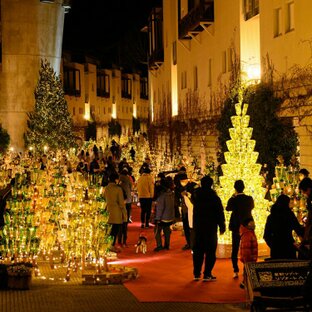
239 218 258 289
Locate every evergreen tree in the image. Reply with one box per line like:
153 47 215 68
24 59 76 151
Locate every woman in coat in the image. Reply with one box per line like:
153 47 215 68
104 172 127 252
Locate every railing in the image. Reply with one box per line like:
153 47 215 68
148 48 164 68
96 90 110 98
179 1 214 39
121 92 132 99
64 89 81 97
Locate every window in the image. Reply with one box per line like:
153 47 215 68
121 76 132 99
140 79 148 99
73 107 76 116
222 51 227 74
181 71 187 89
274 7 282 37
79 107 83 115
194 66 198 90
103 107 106 114
286 2 295 33
96 72 110 97
63 67 81 97
208 58 212 86
172 41 177 65
244 0 259 21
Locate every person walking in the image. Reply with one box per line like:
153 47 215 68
178 173 197 250
103 172 127 253
226 180 254 278
264 194 304 259
137 167 154 228
154 177 175 251
299 177 312 260
192 176 226 281
117 168 133 247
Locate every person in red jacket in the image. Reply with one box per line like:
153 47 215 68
239 218 258 289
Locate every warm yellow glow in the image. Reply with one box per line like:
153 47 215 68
133 102 137 118
111 103 117 119
217 101 269 243
84 102 90 120
246 64 261 82
43 145 48 152
171 64 178 116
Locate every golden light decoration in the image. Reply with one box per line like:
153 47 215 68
217 101 270 243
0 153 114 280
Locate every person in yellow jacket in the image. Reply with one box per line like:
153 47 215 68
137 167 154 228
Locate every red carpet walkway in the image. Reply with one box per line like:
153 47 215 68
109 205 246 303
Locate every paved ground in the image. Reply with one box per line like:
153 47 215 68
0 262 250 312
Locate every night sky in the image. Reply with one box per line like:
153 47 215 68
63 0 161 70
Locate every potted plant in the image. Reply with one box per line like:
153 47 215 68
7 263 33 290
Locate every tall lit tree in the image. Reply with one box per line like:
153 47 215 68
24 59 76 151
217 98 269 242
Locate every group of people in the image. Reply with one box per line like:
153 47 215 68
89 148 312 286
151 168 312 286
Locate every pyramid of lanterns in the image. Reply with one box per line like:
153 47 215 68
217 99 270 243
0 151 118 281
270 155 308 223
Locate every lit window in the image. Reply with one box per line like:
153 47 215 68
286 2 295 33
274 7 282 37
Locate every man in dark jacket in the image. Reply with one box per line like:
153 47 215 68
226 180 254 278
299 177 312 260
154 177 175 251
192 176 225 281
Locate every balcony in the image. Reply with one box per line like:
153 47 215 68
149 49 164 70
179 1 214 40
148 7 164 70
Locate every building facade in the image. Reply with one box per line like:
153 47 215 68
62 55 149 142
148 0 312 172
0 0 69 151
0 0 149 150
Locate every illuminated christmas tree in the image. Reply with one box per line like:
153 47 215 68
217 100 269 242
24 59 76 151
270 155 307 223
